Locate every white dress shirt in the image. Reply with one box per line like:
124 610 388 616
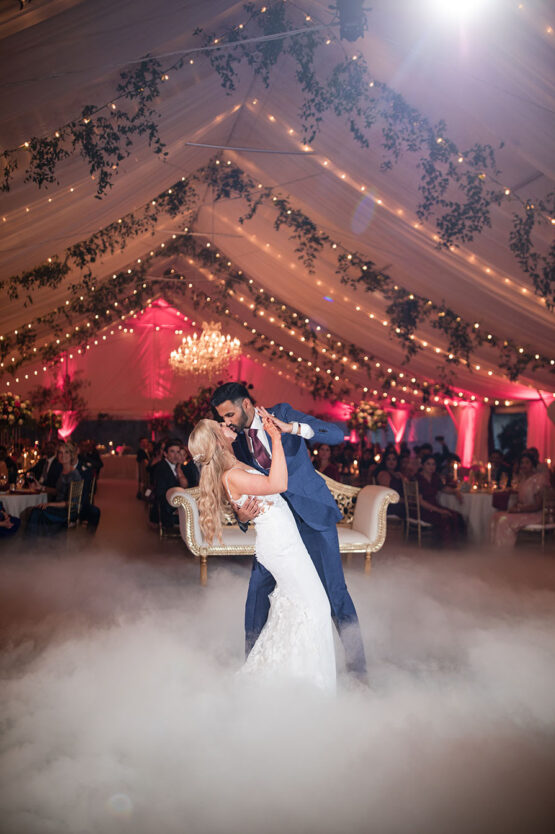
165 459 178 478
246 411 314 458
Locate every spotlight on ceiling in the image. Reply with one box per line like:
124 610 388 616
337 0 367 42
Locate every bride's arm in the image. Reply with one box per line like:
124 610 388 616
227 414 288 498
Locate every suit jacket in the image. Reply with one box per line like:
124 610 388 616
233 402 344 532
152 459 179 527
181 460 199 488
32 456 62 489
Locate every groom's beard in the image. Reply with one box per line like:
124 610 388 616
229 405 250 435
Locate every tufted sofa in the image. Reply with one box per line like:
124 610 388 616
168 473 399 585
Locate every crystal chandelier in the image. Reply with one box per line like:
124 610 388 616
169 321 241 376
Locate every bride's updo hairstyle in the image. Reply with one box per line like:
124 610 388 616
188 419 229 544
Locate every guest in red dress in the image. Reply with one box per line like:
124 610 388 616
376 450 406 519
313 443 341 481
417 454 466 547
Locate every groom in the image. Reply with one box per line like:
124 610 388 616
211 382 367 682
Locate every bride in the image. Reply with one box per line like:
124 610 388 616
188 409 336 692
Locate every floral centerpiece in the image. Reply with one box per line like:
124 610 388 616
348 400 388 441
38 410 63 431
0 392 34 427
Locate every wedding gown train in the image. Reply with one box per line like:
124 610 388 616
230 470 336 693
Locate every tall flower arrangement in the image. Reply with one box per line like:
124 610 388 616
0 393 34 427
348 401 388 443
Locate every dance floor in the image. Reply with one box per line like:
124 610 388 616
1 481 554 834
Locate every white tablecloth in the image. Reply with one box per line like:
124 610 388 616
0 491 48 518
439 491 496 544
100 455 137 480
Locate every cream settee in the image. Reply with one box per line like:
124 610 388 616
168 474 399 584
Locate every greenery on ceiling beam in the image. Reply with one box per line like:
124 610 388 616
1 59 167 197
1 224 456 404
1 160 551 382
1 4 552 307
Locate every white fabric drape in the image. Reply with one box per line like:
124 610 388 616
448 403 490 467
526 398 555 461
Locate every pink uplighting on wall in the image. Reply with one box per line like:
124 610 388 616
57 411 79 440
387 408 411 449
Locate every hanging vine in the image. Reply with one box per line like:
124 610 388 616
1 160 552 384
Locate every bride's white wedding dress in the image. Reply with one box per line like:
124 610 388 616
228 469 336 693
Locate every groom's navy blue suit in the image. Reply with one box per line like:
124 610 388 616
233 402 367 677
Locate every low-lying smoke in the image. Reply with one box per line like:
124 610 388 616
1 547 554 834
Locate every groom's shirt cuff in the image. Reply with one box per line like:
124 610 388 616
297 423 314 440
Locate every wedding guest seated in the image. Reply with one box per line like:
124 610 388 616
25 442 82 536
313 443 341 481
375 450 405 518
359 445 379 484
0 446 18 487
0 500 20 538
525 446 550 477
490 452 549 547
28 440 63 496
178 443 200 488
401 453 420 481
418 442 433 463
489 449 512 487
416 454 466 547
150 438 188 529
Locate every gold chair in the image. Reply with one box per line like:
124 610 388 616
66 478 84 528
521 486 555 549
402 479 432 547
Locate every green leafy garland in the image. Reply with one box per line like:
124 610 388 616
1 161 552 390
0 3 552 308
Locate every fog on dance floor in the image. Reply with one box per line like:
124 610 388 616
1 545 554 834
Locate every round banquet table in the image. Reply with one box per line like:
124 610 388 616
438 490 496 545
0 490 48 518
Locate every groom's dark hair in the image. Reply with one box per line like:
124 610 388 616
210 382 253 409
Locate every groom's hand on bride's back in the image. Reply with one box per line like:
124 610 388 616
236 496 261 524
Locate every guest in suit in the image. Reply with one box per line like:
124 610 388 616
151 438 193 529
211 382 367 683
178 444 199 488
29 440 62 496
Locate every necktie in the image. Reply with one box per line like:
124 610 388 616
247 428 271 469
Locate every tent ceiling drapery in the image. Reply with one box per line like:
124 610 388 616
0 0 553 417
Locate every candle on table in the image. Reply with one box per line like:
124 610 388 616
487 462 492 484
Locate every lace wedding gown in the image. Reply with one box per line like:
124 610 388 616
230 469 336 693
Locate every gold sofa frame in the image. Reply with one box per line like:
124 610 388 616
168 473 399 585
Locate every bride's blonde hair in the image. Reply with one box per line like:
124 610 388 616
188 419 231 544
